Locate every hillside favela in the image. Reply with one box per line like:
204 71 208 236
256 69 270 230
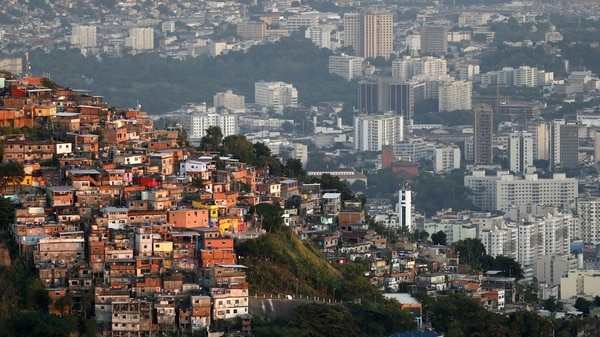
5 0 600 336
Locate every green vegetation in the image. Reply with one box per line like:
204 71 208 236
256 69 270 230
236 223 416 336
453 238 524 280
236 228 341 297
29 36 357 116
0 261 96 337
411 169 476 217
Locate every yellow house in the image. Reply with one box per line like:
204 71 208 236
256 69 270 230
21 174 44 187
34 105 57 117
153 241 173 268
191 201 219 218
217 217 238 235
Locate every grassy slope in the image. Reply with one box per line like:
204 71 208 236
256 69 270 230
236 230 341 298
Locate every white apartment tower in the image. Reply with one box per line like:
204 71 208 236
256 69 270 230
305 25 334 49
214 90 245 112
464 170 578 212
528 122 549 161
71 25 97 48
353 114 403 151
577 197 600 244
128 27 154 50
518 221 537 280
438 80 472 112
398 189 412 231
329 55 364 81
184 112 238 140
392 56 447 81
509 131 534 174
433 144 461 173
254 81 298 111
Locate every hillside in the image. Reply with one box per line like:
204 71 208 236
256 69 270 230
236 229 342 298
28 36 357 119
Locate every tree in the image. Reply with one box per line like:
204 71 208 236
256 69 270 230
410 229 429 242
0 162 25 192
431 231 447 245
222 134 256 164
453 238 487 270
250 203 284 233
176 126 189 147
0 196 16 229
543 296 563 313
283 158 306 179
574 297 592 316
489 255 524 280
198 126 223 151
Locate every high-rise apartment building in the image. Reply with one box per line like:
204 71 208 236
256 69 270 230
213 90 245 113
528 122 549 161
577 197 600 244
128 28 154 51
419 26 448 55
509 131 534 174
550 119 579 170
438 80 472 112
474 104 493 165
329 55 364 81
595 130 600 164
343 12 393 59
71 25 97 48
353 113 403 151
464 170 578 212
236 22 267 40
184 112 238 140
392 56 447 81
433 144 461 173
254 81 298 111
305 25 334 49
286 14 320 32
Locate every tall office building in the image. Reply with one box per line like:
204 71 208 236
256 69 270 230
71 25 97 48
353 113 403 151
358 77 417 123
550 119 579 170
398 189 412 231
509 131 534 174
128 28 154 50
474 104 493 165
388 81 416 123
420 26 448 55
358 79 380 114
254 81 298 111
343 12 394 59
329 55 364 81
